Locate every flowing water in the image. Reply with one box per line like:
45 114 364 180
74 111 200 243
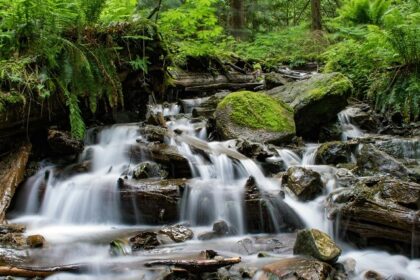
8 102 420 279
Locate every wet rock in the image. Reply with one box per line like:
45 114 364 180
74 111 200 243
259 257 335 280
215 91 296 145
335 168 358 188
245 196 305 233
235 139 273 160
47 129 84 156
364 270 384 280
293 228 342 263
327 177 420 256
192 92 229 118
375 137 420 160
0 143 31 222
198 220 235 240
244 176 261 200
282 167 324 201
159 225 194 242
146 111 166 128
118 178 187 224
26 234 46 248
356 144 411 179
267 72 352 139
341 104 379 132
0 233 27 249
109 239 130 256
130 142 192 179
133 161 168 179
0 224 26 234
232 238 256 255
130 231 160 251
56 160 92 180
138 125 169 143
264 72 289 90
315 141 357 165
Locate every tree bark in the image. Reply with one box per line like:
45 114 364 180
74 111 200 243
311 0 322 30
0 143 31 222
145 257 241 272
229 0 246 40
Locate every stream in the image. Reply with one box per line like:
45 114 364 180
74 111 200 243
8 98 420 279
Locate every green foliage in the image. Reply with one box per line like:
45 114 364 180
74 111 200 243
235 25 330 67
99 0 138 24
337 0 391 25
218 91 295 133
159 0 233 65
323 3 420 120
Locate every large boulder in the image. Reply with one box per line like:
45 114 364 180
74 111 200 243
267 72 352 139
327 177 420 256
282 167 324 201
215 91 296 144
293 229 342 263
356 144 411 179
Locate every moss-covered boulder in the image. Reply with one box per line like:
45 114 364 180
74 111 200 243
267 72 352 139
293 229 342 263
215 91 296 144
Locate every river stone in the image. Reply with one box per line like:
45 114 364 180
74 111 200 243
267 72 352 139
260 257 334 280
215 91 296 145
315 141 357 165
282 167 324 201
130 232 160 251
158 225 194 242
293 229 342 263
47 129 84 156
356 144 411 179
133 161 168 179
0 233 27 249
26 234 46 248
139 125 169 143
264 72 289 90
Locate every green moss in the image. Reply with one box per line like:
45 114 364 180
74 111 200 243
307 73 353 101
0 92 26 113
218 91 295 133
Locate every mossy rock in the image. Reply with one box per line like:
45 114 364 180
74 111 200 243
215 91 296 144
267 72 352 139
293 228 342 263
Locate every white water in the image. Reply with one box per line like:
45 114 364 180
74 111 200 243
10 101 420 279
338 107 364 140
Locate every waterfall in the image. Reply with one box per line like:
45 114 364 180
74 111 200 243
19 124 140 224
338 107 364 140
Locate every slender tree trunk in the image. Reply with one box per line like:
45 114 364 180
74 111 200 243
229 0 246 40
311 0 322 30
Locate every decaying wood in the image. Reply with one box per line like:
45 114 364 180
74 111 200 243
0 143 31 222
174 72 261 93
0 264 89 278
145 257 241 272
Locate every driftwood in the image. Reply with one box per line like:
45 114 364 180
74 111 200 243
174 72 261 93
0 143 31 222
145 257 241 272
0 264 89 278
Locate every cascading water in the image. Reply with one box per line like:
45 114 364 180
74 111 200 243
8 99 420 279
338 107 364 140
16 124 140 225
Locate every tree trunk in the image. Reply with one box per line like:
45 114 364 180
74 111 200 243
311 0 322 30
229 0 246 40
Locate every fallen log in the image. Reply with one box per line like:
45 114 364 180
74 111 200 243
0 264 89 278
0 143 32 222
145 257 241 272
